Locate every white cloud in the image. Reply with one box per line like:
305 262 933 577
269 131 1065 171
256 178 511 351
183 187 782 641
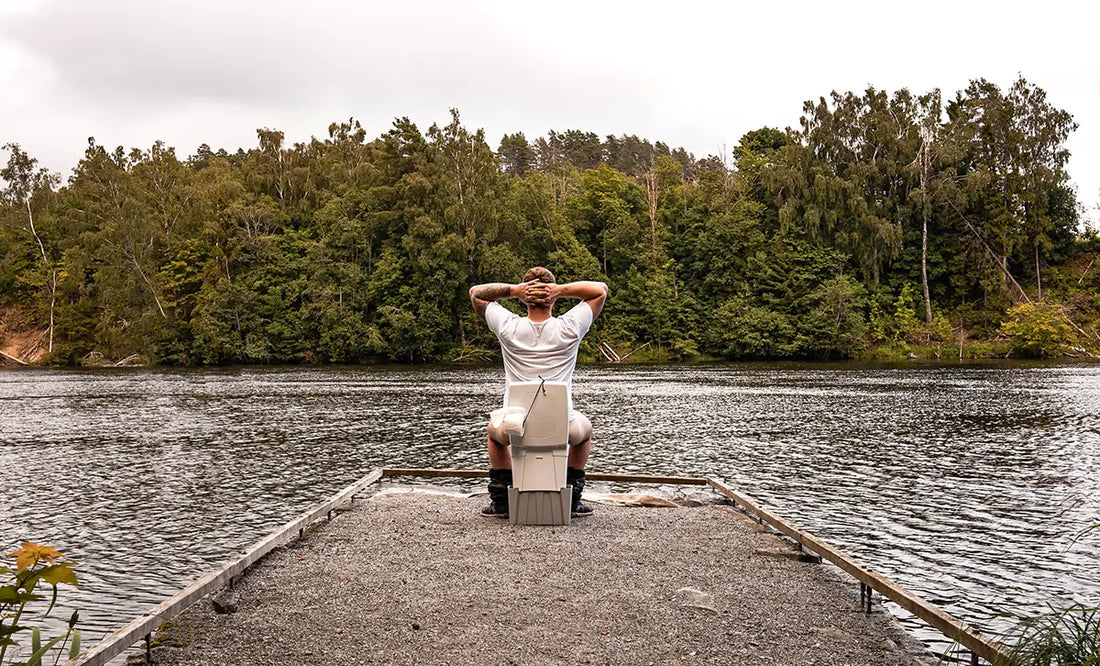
1 0 1097 212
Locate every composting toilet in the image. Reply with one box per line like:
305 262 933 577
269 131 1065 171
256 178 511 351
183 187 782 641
491 379 572 526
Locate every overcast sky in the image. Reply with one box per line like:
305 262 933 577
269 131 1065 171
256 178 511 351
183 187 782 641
1 0 1097 223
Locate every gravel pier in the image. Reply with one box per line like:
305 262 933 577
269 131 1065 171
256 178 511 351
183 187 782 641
151 485 930 665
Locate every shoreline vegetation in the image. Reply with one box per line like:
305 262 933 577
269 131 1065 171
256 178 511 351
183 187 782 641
2 76 1098 368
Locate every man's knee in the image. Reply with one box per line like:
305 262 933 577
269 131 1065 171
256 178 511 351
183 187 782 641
569 412 593 447
487 420 511 447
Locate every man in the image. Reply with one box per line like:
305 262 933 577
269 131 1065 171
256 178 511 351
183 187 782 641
469 267 608 518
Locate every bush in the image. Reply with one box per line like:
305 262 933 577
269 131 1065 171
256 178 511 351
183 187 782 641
799 276 867 358
1000 302 1077 358
929 313 954 343
869 284 920 345
705 297 795 359
0 542 81 665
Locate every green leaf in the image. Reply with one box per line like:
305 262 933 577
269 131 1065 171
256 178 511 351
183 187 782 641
19 632 63 666
16 569 39 592
68 628 81 659
0 586 43 605
30 626 41 666
43 584 58 618
37 565 77 587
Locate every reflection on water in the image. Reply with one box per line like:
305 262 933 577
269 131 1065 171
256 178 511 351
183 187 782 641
1 363 1098 654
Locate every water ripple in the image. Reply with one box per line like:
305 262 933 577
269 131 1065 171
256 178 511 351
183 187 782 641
1 363 1098 656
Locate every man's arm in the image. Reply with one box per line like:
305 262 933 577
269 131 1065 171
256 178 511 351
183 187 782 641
469 282 520 320
544 281 609 318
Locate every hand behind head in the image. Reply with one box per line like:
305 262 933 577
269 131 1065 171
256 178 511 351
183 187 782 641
522 280 553 307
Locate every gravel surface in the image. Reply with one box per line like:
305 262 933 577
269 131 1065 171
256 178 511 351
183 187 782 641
151 486 930 665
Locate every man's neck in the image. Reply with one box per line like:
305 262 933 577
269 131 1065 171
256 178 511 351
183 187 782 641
526 305 552 322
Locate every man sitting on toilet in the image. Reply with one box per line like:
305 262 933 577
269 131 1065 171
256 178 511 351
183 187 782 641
469 267 608 518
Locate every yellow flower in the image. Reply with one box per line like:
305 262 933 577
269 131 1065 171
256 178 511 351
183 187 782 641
8 542 64 570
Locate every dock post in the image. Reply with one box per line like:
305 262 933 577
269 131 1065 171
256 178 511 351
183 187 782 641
144 632 151 664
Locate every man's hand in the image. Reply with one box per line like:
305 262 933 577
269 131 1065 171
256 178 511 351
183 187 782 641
471 279 608 319
522 280 556 306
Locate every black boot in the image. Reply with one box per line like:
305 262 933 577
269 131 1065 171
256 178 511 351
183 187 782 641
567 466 593 516
481 468 512 517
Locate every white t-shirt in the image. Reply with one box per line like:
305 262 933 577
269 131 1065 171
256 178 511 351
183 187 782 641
485 300 594 420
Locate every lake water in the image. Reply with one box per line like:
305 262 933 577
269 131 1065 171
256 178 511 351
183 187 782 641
1 363 1098 658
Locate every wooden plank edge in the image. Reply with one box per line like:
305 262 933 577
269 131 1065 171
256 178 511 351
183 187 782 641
0 349 29 365
382 468 488 479
381 467 709 485
65 468 385 666
706 477 1009 663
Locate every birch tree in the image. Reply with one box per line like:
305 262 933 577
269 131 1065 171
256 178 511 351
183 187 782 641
2 143 60 353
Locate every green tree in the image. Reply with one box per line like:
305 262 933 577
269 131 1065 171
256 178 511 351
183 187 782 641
1 143 60 354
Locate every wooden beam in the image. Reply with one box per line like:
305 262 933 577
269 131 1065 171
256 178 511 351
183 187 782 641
583 472 708 485
65 468 384 666
382 468 489 479
705 477 1009 663
381 468 709 485
0 349 28 365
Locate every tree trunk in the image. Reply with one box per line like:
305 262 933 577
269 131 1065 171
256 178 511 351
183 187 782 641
922 213 932 324
602 232 607 276
1035 241 1042 301
918 126 933 324
872 246 880 288
25 199 55 352
950 200 1031 303
645 170 659 268
48 270 56 353
125 239 168 319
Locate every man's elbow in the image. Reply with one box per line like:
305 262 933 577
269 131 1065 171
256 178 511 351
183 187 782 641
596 282 609 298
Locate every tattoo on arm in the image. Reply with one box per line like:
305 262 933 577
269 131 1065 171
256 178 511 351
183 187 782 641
473 300 488 319
472 284 513 301
470 283 513 320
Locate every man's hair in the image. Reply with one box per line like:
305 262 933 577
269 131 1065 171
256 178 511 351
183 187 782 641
522 266 556 284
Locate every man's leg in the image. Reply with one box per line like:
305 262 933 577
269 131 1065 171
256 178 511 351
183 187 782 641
567 413 594 515
482 421 512 517
487 421 512 470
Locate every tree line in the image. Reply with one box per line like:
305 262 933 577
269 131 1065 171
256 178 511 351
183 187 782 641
1 75 1097 365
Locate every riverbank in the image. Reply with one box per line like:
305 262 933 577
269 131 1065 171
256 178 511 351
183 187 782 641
3 338 1097 368
3 298 1098 368
142 486 930 665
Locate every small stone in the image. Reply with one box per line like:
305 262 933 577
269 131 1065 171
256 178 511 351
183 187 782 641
411 622 421 630
674 587 717 613
211 589 241 614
